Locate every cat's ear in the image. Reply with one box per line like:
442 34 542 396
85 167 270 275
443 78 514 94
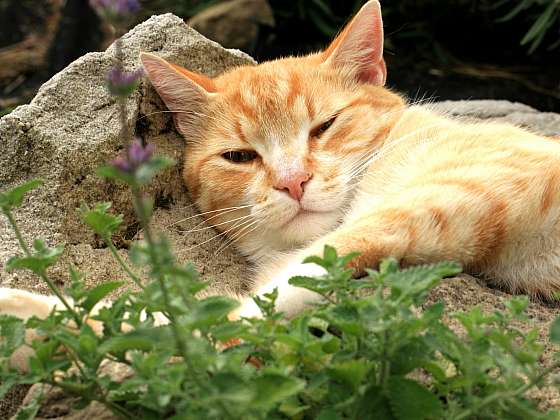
140 52 215 137
321 0 386 85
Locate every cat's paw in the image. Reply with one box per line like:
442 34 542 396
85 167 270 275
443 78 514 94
0 288 63 372
233 260 327 320
0 288 60 321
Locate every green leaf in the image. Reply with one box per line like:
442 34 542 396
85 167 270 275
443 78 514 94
325 303 363 335
0 378 18 400
98 327 172 354
80 202 123 238
391 338 432 376
253 371 305 409
81 281 123 312
379 257 399 275
0 179 43 210
323 245 338 263
187 296 239 328
6 241 64 275
135 156 175 185
521 1 556 46
388 377 443 420
15 391 41 420
316 408 340 420
550 316 560 344
289 276 332 294
96 165 135 184
211 322 248 342
0 315 26 355
210 372 253 404
327 359 372 391
355 385 394 420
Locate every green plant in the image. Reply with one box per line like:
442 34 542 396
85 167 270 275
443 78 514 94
2 173 560 418
497 0 560 53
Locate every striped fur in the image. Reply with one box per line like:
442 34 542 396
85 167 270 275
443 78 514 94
143 1 560 317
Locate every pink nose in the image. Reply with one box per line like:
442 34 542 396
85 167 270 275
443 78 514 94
274 172 312 201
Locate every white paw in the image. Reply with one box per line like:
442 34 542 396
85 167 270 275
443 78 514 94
0 288 60 320
237 261 327 319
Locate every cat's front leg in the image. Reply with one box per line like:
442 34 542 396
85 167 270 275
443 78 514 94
233 252 330 319
0 288 64 372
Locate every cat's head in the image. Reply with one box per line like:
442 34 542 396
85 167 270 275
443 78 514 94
141 0 404 260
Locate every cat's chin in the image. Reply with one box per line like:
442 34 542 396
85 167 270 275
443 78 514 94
278 209 340 245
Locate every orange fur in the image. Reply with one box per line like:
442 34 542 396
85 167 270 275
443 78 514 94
137 1 560 318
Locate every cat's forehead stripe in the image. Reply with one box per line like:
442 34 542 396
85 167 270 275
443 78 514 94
234 120 248 144
286 72 302 108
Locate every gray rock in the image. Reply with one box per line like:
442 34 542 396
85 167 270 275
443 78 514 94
0 14 255 298
433 100 560 136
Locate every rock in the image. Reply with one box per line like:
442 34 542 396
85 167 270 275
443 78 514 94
15 361 132 420
0 15 254 418
432 100 560 136
188 0 275 53
0 13 255 298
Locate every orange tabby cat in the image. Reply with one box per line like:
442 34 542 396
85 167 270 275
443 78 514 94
3 0 560 368
139 0 560 319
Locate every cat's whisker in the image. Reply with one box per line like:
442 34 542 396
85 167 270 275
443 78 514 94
167 204 253 228
214 220 262 257
182 207 253 232
177 213 255 234
184 216 257 252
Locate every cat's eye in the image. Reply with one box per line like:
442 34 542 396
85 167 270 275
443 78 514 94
311 116 337 138
222 150 258 163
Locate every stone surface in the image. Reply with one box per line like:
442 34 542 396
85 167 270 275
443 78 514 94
1 13 560 418
188 0 275 53
0 13 256 298
432 100 560 136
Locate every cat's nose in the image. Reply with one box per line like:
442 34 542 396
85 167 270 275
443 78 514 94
274 172 312 201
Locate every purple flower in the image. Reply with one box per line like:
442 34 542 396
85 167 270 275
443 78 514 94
107 67 144 97
111 138 155 174
90 0 140 23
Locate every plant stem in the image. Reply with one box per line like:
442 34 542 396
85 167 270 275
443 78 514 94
114 36 132 146
105 238 144 289
4 208 31 255
130 188 235 419
377 330 391 388
3 208 80 326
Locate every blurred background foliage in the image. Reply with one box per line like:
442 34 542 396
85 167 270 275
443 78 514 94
0 0 558 115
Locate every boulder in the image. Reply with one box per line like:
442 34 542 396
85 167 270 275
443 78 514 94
1 13 560 418
0 13 255 298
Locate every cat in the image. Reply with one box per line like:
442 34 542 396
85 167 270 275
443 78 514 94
2 0 560 370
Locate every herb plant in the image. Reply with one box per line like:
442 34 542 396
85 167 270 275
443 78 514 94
2 175 560 419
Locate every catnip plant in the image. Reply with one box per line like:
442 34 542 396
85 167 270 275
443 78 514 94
1 1 560 419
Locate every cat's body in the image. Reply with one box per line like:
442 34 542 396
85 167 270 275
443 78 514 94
2 0 560 369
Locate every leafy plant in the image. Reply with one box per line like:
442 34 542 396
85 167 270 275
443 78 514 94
497 0 560 53
2 175 560 418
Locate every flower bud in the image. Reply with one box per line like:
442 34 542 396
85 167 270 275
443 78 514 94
110 138 154 174
107 68 144 97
